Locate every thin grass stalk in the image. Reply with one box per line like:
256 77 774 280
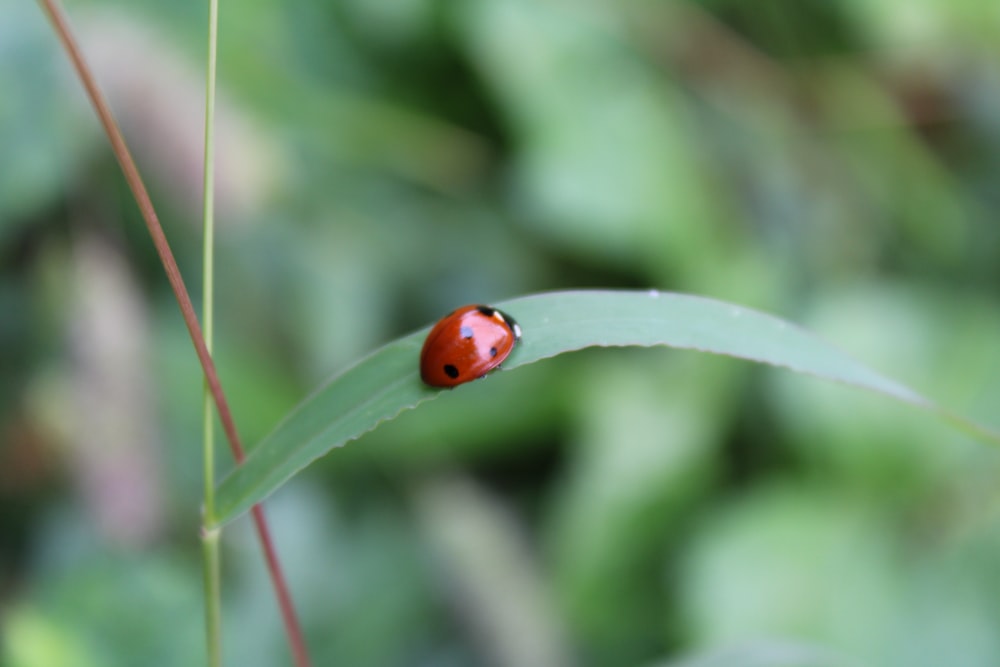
37 1 311 664
200 0 222 663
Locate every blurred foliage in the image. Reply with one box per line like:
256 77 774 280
2 0 999 666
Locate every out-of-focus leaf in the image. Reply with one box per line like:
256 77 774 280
3 607 100 667
0 4 96 238
770 283 1000 497
413 475 574 667
648 639 865 667
674 481 1000 667
457 0 716 264
223 484 442 667
4 549 204 667
546 352 737 659
211 290 992 526
675 485 901 660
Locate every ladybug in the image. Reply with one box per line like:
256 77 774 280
420 304 522 388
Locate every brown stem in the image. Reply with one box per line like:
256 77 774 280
38 1 311 664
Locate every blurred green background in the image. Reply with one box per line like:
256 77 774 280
2 0 1000 665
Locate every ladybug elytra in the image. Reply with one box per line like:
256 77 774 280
419 305 521 388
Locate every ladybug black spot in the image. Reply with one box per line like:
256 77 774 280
460 325 474 339
489 347 498 357
476 305 496 317
443 364 459 379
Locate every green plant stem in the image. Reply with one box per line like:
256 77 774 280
202 526 223 667
38 1 312 665
202 0 218 525
201 0 221 663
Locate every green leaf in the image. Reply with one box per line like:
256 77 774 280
211 290 998 526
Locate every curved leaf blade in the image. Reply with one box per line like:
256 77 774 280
212 290 996 526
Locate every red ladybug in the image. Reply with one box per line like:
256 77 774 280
420 305 522 388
